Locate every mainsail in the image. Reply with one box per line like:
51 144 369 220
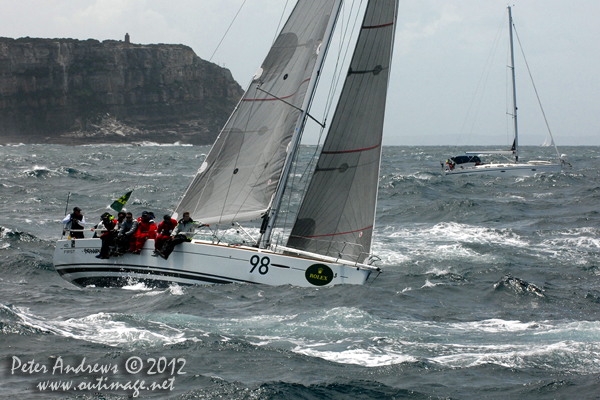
175 0 339 225
287 0 398 263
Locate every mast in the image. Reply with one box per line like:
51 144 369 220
261 0 344 248
508 6 519 162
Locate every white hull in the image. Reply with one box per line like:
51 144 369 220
444 161 561 177
53 239 375 288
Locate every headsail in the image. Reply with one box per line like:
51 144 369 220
175 0 339 225
287 0 399 263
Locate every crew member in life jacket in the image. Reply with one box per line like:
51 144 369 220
132 211 157 254
62 207 86 239
157 211 206 260
153 214 178 256
96 212 118 259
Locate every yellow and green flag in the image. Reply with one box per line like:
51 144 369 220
110 191 132 212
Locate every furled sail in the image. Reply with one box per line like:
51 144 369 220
287 0 398 263
175 0 339 225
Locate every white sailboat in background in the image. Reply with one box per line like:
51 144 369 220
541 136 554 147
444 6 566 177
54 0 399 287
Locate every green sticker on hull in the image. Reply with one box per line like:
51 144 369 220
305 264 333 286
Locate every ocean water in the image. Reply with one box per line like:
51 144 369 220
1 143 599 399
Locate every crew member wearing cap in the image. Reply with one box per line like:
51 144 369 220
132 211 157 254
96 212 118 259
62 207 86 239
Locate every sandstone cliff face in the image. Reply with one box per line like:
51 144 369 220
0 37 244 145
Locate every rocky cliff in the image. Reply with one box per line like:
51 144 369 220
0 37 244 145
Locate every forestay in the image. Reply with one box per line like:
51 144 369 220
175 0 339 225
287 0 398 263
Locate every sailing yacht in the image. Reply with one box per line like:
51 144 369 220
443 6 565 177
53 0 399 287
541 136 554 147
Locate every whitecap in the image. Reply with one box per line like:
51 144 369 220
168 284 185 296
10 307 188 348
450 319 547 333
294 347 417 367
131 141 193 147
122 282 153 291
421 279 443 288
132 290 165 298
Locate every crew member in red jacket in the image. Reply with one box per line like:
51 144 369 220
154 214 178 256
133 211 157 254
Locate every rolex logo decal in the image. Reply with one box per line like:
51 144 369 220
305 264 334 286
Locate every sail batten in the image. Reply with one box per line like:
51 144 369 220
322 143 381 154
286 0 399 263
174 0 340 225
290 224 374 239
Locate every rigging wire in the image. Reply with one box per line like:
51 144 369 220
453 12 507 151
512 25 562 159
322 0 365 120
272 0 291 45
209 0 249 62
505 40 511 149
498 35 515 164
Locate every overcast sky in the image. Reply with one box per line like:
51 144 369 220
1 0 598 146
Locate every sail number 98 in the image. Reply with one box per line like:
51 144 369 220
249 255 269 275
